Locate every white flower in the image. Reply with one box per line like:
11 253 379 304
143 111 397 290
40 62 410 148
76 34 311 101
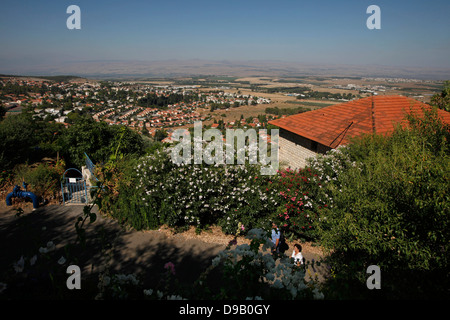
143 289 153 296
212 256 221 267
13 256 25 273
0 282 7 294
125 274 139 285
46 241 56 252
313 288 324 300
39 247 48 254
39 240 56 254
102 275 111 286
246 296 263 300
58 256 66 265
167 295 185 300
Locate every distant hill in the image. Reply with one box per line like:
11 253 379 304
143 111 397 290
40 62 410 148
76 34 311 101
2 60 450 81
34 75 86 82
0 74 86 82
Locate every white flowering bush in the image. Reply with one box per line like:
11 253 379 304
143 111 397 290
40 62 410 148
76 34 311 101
0 236 76 299
306 145 357 188
101 145 281 234
95 140 340 242
96 272 141 300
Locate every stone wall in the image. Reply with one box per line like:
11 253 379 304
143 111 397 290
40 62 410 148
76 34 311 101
278 128 331 170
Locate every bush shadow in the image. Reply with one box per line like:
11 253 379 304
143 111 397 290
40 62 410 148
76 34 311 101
0 204 224 299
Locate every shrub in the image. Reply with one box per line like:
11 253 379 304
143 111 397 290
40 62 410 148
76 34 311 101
95 145 282 234
270 167 332 241
142 228 324 300
315 108 450 299
0 113 39 170
12 161 65 200
198 228 323 300
95 139 338 241
57 117 144 168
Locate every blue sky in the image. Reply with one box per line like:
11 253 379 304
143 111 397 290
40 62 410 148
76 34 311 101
0 0 449 74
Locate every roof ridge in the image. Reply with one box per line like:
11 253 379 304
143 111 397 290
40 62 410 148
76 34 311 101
371 94 376 133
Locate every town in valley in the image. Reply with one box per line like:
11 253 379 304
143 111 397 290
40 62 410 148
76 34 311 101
1 74 443 143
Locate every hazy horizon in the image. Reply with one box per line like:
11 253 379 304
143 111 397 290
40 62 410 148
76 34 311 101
1 0 449 79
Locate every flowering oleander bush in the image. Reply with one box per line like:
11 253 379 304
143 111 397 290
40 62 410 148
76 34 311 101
97 145 282 234
93 135 338 243
264 161 340 241
307 145 356 186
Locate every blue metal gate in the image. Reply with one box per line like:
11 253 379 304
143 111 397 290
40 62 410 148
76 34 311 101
61 168 88 205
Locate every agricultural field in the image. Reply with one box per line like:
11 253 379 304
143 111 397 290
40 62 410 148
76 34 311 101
192 75 442 125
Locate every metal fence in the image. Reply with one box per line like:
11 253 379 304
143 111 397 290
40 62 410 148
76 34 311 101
60 154 99 205
61 168 88 205
84 152 96 177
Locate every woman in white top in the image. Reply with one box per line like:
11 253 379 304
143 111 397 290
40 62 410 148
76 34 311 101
291 244 304 266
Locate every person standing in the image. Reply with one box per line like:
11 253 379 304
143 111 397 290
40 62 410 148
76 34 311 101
271 223 280 254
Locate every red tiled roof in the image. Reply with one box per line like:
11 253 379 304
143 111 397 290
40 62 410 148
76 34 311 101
269 95 450 148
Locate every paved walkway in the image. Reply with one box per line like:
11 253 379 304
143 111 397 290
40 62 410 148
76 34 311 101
0 203 328 298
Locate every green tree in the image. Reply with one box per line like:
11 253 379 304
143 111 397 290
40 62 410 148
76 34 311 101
0 113 39 170
0 103 5 118
315 108 450 299
66 110 83 124
57 117 144 168
430 80 450 112
154 129 168 142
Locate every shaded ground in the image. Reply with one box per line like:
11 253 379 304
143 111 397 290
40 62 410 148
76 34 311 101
0 202 328 299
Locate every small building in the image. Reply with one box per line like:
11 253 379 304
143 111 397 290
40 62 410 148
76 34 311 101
269 95 450 169
5 106 23 116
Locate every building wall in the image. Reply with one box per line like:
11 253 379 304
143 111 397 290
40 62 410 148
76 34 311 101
278 128 332 169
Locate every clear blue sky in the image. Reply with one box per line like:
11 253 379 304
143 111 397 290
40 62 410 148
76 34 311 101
1 0 449 74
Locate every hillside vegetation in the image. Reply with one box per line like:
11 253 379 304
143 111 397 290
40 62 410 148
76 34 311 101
0 104 449 299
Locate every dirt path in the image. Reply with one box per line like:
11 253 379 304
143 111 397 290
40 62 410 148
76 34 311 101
0 202 328 298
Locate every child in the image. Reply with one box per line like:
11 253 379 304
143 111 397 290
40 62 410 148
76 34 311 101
291 244 304 266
